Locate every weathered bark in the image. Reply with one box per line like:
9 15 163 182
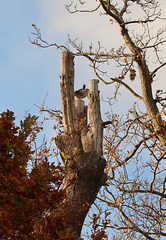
55 51 107 238
60 51 75 133
99 0 166 150
121 22 166 148
123 30 166 149
136 57 166 149
120 17 166 149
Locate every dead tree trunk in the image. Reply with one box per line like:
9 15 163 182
55 51 107 238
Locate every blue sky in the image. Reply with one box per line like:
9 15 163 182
1 2 61 121
1 1 166 134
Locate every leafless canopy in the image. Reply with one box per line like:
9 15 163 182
30 1 166 239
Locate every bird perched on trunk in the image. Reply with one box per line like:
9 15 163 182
74 84 89 99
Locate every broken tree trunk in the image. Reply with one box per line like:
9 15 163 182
55 51 107 238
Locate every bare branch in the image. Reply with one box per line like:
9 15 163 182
66 1 101 13
151 62 166 77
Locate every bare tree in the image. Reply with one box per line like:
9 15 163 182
30 1 166 239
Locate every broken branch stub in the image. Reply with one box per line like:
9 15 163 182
88 79 103 156
60 51 75 133
75 99 88 125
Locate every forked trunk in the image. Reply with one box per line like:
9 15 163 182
55 51 107 238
